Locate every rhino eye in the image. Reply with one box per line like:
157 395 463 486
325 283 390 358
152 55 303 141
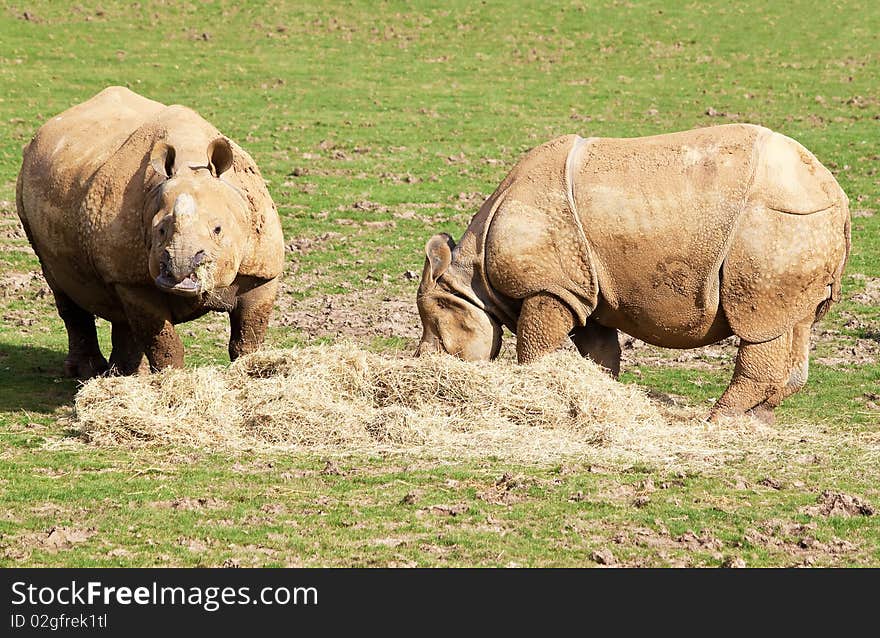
158 227 166 237
213 225 222 236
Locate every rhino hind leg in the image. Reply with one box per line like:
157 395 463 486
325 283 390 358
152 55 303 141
780 315 813 399
710 330 792 423
516 293 576 364
570 321 621 378
749 312 814 417
109 321 147 375
53 289 109 379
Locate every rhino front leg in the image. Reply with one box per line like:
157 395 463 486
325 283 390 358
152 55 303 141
710 331 791 423
516 292 576 364
229 277 278 361
570 321 621 378
109 321 148 375
115 285 184 371
53 288 109 379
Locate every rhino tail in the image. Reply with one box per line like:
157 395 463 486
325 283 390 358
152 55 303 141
815 197 851 323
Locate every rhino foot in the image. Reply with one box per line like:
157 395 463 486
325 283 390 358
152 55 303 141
745 403 775 425
63 354 109 380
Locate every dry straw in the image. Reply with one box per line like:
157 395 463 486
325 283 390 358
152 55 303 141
70 343 866 469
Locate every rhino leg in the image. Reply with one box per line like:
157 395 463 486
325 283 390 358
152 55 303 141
109 321 147 375
570 321 621 378
779 315 813 400
751 313 813 416
115 285 184 371
516 293 576 364
710 331 792 423
229 277 277 361
52 289 109 379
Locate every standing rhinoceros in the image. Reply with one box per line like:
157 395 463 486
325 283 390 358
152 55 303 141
416 124 851 421
16 86 284 377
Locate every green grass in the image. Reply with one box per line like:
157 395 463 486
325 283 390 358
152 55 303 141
1 0 878 567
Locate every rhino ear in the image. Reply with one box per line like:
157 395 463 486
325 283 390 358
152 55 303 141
150 141 177 179
207 137 234 178
424 233 455 282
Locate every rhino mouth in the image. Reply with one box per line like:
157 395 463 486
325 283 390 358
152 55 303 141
155 272 201 297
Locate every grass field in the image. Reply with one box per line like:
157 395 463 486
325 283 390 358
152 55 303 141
1 0 878 567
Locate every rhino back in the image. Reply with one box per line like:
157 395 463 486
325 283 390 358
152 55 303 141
571 125 762 341
17 87 165 316
20 87 163 208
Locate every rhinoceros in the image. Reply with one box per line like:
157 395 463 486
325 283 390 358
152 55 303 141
416 124 851 421
16 86 284 377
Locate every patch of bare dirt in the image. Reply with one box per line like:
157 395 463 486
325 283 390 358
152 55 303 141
815 340 880 366
623 335 737 370
178 537 210 553
0 270 49 299
275 289 420 341
0 199 27 240
591 548 617 566
721 556 747 568
420 503 469 517
476 472 530 506
705 106 740 120
30 502 69 517
286 232 344 256
801 491 875 518
741 519 865 565
850 277 880 305
150 497 226 511
676 530 724 553
3 526 97 560
612 525 693 567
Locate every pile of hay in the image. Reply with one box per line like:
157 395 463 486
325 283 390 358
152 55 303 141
70 343 811 467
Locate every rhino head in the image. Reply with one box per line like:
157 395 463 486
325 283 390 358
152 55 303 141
415 233 502 361
146 137 249 297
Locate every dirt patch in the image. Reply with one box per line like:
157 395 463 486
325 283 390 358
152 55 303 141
0 200 27 241
476 472 530 506
815 338 880 366
850 277 880 305
150 497 226 511
0 270 49 299
623 335 737 370
421 504 469 517
591 548 617 565
275 289 421 341
286 232 345 256
741 518 867 565
801 491 875 518
4 526 97 559
676 530 724 553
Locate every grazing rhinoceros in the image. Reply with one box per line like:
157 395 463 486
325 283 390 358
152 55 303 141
416 124 851 421
16 86 284 377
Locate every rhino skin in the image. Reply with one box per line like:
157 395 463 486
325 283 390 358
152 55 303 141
16 86 285 377
416 124 851 422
